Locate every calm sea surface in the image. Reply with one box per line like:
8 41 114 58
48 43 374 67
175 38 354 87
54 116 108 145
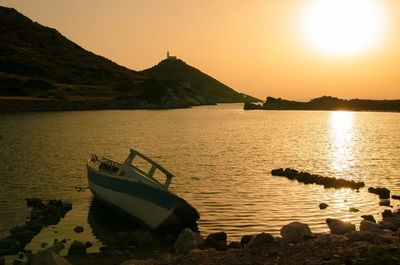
0 104 400 252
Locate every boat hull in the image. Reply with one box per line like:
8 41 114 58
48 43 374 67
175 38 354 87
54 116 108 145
87 167 198 229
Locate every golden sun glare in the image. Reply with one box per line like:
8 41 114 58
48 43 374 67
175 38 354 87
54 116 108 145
299 0 388 57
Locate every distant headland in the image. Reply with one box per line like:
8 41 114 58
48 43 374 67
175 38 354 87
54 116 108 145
0 7 259 112
244 96 400 112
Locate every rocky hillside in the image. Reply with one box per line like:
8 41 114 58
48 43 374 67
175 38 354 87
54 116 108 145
141 58 259 105
0 6 258 111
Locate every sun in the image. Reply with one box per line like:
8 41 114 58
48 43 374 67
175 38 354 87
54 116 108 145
298 0 388 57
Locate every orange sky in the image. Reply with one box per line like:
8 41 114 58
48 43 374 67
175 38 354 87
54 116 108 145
2 0 400 100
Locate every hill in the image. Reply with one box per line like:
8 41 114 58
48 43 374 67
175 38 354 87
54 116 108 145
141 58 259 105
0 6 258 111
244 96 400 112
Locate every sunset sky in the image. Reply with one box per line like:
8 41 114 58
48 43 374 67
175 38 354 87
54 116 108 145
2 0 400 100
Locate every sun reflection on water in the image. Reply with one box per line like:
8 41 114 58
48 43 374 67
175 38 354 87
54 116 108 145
329 111 355 175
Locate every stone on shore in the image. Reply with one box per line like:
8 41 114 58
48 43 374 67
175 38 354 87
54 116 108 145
174 228 198 254
382 209 394 219
133 230 153 247
361 215 376 223
67 240 86 256
382 217 400 231
346 229 397 244
193 232 205 247
228 241 241 249
319 203 328 210
240 235 253 246
204 232 227 247
245 232 275 248
326 218 355 235
360 220 382 231
31 249 72 265
280 222 312 243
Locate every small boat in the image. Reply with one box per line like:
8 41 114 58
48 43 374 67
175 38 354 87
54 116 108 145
87 148 199 229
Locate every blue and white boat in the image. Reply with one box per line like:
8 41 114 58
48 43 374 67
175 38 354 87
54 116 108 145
87 148 199 229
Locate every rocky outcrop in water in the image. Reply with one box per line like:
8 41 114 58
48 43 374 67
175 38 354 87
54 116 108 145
0 198 72 257
368 187 391 199
244 96 400 112
271 168 365 189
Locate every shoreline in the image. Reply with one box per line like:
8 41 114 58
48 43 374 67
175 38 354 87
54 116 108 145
2 199 400 265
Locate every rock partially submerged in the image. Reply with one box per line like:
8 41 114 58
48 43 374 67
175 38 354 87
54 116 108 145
280 222 312 243
326 218 356 235
245 232 274 248
0 198 72 256
271 168 365 189
368 187 390 199
319 203 328 210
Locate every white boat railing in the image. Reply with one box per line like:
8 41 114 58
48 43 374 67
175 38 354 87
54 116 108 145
127 148 175 189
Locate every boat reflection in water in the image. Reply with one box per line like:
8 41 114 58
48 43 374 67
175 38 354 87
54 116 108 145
87 198 199 248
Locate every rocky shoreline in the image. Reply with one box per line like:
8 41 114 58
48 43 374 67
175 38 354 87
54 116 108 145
2 199 400 265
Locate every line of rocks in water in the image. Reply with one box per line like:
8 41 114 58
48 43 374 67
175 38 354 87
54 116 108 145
0 198 72 257
271 168 365 189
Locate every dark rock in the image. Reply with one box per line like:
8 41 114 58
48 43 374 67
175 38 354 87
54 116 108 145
214 241 228 251
32 249 72 265
271 168 365 189
382 209 394 219
280 222 312 243
271 168 284 176
9 225 35 245
192 232 204 247
227 241 241 249
41 242 48 248
326 218 356 235
0 238 22 253
117 231 136 247
206 232 227 242
391 195 400 200
240 235 253 246
360 220 381 231
245 232 275 248
85 241 93 248
204 232 227 247
379 199 391 207
382 217 400 231
133 230 153 247
174 228 197 254
67 240 86 256
0 257 4 265
368 187 390 199
73 226 84 233
26 198 44 209
361 215 376 223
349 207 359 212
319 203 328 210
